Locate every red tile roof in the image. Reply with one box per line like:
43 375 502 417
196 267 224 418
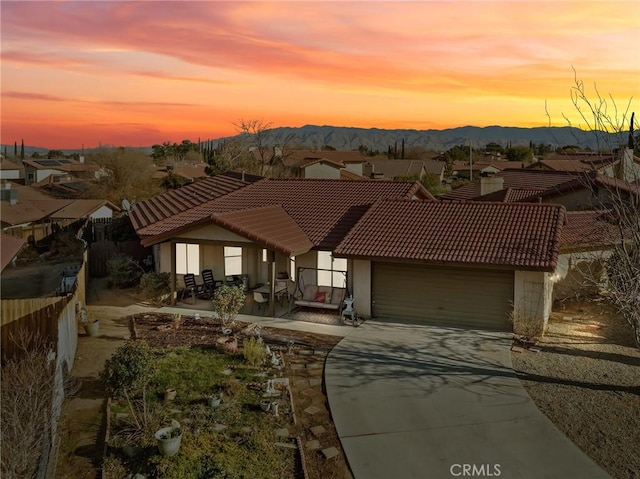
1 232 26 271
560 210 622 251
474 187 546 203
282 150 365 168
137 178 432 249
212 206 313 257
130 175 250 231
334 200 565 271
439 169 578 201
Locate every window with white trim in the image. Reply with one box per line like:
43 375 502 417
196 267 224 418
317 251 346 287
224 246 243 275
176 243 200 275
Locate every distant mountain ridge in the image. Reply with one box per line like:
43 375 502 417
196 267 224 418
4 125 623 155
244 124 620 153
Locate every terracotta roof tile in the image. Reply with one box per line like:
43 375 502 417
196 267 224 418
1 232 26 271
335 200 565 271
440 169 578 201
560 210 623 251
212 206 313 256
474 187 546 203
137 178 432 249
130 175 249 231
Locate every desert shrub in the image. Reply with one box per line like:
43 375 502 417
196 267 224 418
102 455 128 479
107 254 143 288
101 341 155 430
212 285 246 325
1 331 56 479
139 272 170 302
243 337 267 367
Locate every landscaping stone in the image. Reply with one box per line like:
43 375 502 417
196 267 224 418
322 446 339 459
301 387 317 397
314 349 327 357
169 409 182 414
306 439 321 450
310 425 326 436
115 413 129 420
213 424 227 432
293 378 309 387
275 428 289 438
298 349 314 356
304 405 321 415
305 361 323 369
272 377 290 387
309 378 322 387
222 368 233 375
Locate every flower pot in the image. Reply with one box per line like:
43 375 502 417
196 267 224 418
208 396 222 408
155 427 183 457
164 388 177 401
83 320 99 337
260 400 271 412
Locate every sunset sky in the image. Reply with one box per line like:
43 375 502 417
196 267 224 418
1 1 639 149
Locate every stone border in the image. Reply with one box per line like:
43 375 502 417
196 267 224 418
296 436 310 479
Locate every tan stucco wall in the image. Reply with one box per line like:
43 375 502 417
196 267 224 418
553 250 612 300
513 270 552 335
175 224 252 243
345 163 364 176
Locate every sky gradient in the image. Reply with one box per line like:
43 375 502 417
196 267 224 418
1 1 639 149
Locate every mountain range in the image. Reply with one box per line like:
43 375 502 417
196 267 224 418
4 125 624 156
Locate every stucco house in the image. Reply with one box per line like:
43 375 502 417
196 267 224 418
23 157 101 185
131 174 566 334
0 158 23 180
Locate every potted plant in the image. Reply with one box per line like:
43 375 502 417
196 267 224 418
79 307 100 337
207 394 222 408
155 426 183 456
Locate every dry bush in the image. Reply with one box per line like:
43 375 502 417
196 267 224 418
1 331 56 479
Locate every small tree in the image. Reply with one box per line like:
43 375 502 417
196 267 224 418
101 341 155 429
107 254 143 288
212 285 246 326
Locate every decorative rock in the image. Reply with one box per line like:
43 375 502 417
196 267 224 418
322 446 339 459
309 378 322 387
304 405 321 415
115 413 130 420
222 368 234 376
298 349 313 356
310 425 326 436
290 364 305 371
213 424 227 432
301 387 317 397
169 409 182 414
314 349 327 357
306 439 321 450
272 377 290 388
275 428 289 438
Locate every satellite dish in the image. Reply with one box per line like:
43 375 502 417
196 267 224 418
121 199 131 213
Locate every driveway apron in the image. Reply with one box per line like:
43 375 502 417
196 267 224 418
325 320 610 479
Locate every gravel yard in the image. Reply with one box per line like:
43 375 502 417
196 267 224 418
511 299 640 479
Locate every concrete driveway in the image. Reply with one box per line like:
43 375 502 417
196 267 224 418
325 320 610 479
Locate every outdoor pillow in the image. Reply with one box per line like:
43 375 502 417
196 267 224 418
324 292 332 303
313 291 327 303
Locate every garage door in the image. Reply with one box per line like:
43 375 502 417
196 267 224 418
372 263 513 330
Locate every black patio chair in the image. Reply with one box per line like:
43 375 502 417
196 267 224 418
201 269 223 297
180 273 206 303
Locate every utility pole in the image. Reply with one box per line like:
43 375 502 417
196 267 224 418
469 138 473 180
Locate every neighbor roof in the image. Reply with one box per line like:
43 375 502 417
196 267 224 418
366 159 444 179
1 199 72 226
1 232 26 271
560 210 623 251
130 174 250 232
282 150 365 168
474 187 546 203
137 178 432 249
440 169 578 201
335 199 565 271
0 159 22 171
49 199 119 219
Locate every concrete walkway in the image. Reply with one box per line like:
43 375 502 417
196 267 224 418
324 320 611 479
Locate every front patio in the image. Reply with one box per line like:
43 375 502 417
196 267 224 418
173 290 344 326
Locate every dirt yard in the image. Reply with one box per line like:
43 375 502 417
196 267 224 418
511 299 640 479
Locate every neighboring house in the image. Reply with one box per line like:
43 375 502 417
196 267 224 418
32 174 93 199
0 158 23 180
528 148 640 183
0 232 26 271
132 175 566 334
264 149 367 178
152 163 210 183
23 157 101 185
363 159 445 183
450 161 506 180
554 210 623 300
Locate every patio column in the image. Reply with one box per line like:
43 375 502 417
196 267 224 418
170 240 176 305
268 250 276 317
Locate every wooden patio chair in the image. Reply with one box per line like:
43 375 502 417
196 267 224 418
181 273 206 303
201 269 223 298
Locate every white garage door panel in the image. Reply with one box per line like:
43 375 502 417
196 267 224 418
373 263 513 330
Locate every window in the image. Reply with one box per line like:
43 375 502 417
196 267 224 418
317 251 346 287
262 248 268 263
224 246 243 275
176 243 199 275
290 256 296 282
